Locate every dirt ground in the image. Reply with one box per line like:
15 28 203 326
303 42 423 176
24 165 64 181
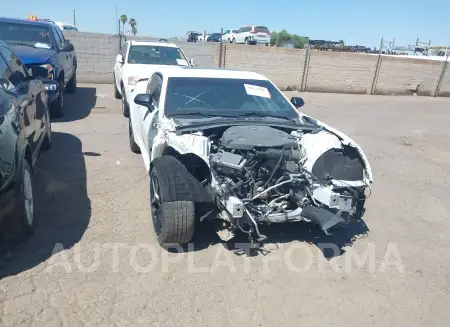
1 85 449 327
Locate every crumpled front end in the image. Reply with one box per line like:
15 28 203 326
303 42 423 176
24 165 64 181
206 124 372 242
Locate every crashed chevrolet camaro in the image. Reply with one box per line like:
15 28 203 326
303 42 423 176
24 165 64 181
127 67 373 247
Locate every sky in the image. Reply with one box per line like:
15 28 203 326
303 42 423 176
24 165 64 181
3 0 450 48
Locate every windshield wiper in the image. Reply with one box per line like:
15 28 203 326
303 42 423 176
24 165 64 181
9 42 36 47
170 112 219 118
233 112 295 121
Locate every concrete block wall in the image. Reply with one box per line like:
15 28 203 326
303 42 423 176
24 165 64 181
305 51 377 94
224 44 306 90
375 56 442 95
437 64 450 96
62 31 450 97
63 31 120 83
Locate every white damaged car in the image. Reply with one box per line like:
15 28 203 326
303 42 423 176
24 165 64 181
128 67 373 248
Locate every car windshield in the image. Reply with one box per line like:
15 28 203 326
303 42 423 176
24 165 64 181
127 45 188 65
165 77 299 120
0 22 53 49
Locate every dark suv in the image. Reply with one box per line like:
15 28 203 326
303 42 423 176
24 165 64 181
0 40 55 241
0 17 77 117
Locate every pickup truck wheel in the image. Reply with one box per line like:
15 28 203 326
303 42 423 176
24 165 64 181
50 85 65 118
121 85 130 117
4 159 34 242
128 118 140 154
149 159 196 246
66 72 77 93
114 75 122 99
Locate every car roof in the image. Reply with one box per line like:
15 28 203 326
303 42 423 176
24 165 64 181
157 67 269 80
0 17 53 27
129 40 179 48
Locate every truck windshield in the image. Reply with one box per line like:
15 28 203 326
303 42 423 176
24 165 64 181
0 22 53 49
127 45 188 66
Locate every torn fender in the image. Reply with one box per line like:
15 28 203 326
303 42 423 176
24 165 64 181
151 156 214 203
301 114 373 184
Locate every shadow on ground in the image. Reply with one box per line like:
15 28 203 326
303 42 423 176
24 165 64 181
0 132 91 278
54 87 97 122
167 216 369 259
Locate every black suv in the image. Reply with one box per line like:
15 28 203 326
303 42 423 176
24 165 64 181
0 17 77 117
0 40 55 241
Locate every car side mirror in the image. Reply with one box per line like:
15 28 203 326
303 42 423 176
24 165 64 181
189 58 195 66
62 41 74 52
134 93 153 110
116 54 124 64
290 96 305 108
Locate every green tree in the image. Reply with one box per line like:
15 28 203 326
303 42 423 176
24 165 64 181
339 39 345 47
270 31 278 46
129 18 137 35
270 29 307 49
292 35 308 49
120 14 128 35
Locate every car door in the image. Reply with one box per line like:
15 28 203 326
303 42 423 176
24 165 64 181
0 46 40 158
140 73 162 152
223 30 230 41
235 27 245 43
52 26 70 85
0 55 18 189
54 27 73 82
114 42 128 91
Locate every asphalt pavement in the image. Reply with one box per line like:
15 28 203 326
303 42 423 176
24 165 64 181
1 85 449 327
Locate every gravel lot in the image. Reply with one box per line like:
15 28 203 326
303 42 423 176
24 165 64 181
1 84 450 327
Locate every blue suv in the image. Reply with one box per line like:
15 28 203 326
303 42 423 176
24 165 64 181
0 17 77 117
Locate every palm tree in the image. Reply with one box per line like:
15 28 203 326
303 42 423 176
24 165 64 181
129 18 137 36
120 14 128 35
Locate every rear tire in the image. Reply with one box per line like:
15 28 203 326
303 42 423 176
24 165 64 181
128 118 140 154
149 157 196 246
66 72 77 93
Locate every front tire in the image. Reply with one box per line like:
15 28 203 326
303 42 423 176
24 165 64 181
114 75 122 99
121 85 130 117
128 118 140 154
149 158 196 246
50 84 65 118
5 159 34 242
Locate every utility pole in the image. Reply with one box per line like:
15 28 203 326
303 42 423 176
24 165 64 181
73 9 76 26
115 6 118 34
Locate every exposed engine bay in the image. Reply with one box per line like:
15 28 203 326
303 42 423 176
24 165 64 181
204 125 370 244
